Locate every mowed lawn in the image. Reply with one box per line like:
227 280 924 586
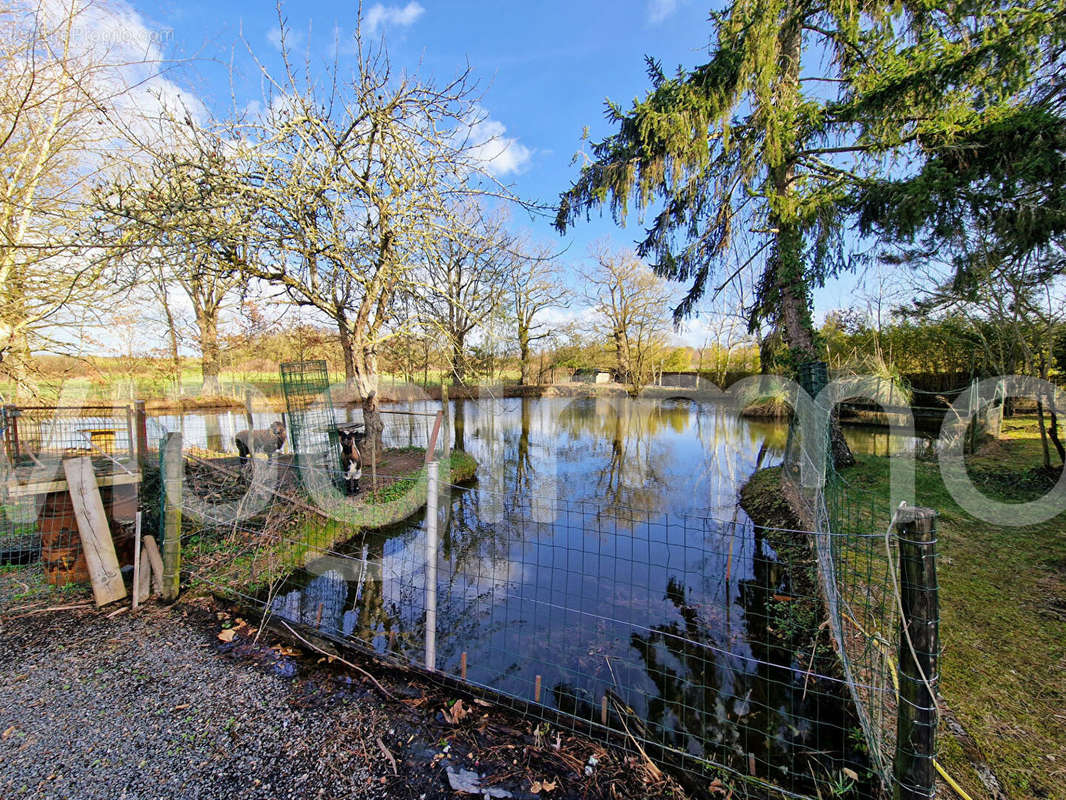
839 416 1066 799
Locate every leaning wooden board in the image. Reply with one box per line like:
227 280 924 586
63 457 127 606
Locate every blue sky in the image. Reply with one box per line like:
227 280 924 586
128 0 861 342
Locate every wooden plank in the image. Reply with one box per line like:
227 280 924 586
137 545 152 600
63 457 126 607
132 512 142 609
6 470 141 498
143 535 164 596
160 432 182 602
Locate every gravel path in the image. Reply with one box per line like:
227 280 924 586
0 597 683 800
0 602 394 800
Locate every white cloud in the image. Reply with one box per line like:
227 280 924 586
647 0 680 23
364 2 424 35
27 0 207 143
266 24 305 51
462 112 533 177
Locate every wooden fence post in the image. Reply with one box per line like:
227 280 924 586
159 431 183 603
894 506 939 800
134 400 149 469
244 389 255 431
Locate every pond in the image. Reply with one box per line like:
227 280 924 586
186 395 880 790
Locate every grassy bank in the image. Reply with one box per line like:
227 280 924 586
832 416 1065 799
187 450 478 595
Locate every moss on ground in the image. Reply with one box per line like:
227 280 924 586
836 416 1066 800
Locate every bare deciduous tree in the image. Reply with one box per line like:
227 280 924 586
585 243 673 396
414 204 511 386
0 1 156 393
509 242 566 386
227 18 523 446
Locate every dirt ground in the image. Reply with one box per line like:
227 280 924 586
0 593 693 800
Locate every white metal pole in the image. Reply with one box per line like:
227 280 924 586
424 460 438 671
132 511 142 610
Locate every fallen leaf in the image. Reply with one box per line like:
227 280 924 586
708 778 729 795
217 629 236 642
842 767 859 782
171 704 190 712
442 698 471 725
531 778 557 793
2 725 15 740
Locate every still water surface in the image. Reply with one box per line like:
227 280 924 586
167 397 897 782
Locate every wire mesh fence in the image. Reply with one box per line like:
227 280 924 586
179 432 878 799
0 404 141 596
782 364 943 799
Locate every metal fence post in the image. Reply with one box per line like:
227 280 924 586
135 401 149 469
424 459 438 672
894 506 939 800
160 432 183 603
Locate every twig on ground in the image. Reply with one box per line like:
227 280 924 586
277 619 395 700
2 602 93 620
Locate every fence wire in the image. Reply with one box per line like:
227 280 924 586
782 372 957 799
178 410 876 799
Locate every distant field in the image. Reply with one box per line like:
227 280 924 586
0 366 527 405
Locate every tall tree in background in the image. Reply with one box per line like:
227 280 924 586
509 242 566 386
584 243 672 396
96 131 248 395
0 1 151 394
415 205 511 386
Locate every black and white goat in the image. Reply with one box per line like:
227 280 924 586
339 429 363 495
235 420 287 465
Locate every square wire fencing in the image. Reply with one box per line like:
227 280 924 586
0 404 141 595
783 363 941 800
177 408 898 799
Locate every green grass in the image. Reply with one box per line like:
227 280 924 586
836 416 1066 799
190 450 478 594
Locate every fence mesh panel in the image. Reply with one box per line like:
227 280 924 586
180 421 877 799
0 405 139 597
782 369 948 798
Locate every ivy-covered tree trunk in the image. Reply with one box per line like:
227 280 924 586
769 18 854 469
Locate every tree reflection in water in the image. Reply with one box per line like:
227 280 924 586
266 397 854 786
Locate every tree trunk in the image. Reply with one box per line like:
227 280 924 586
338 320 356 391
160 292 181 394
518 325 532 386
453 395 465 452
1037 398 1051 470
765 18 853 470
352 339 383 454
451 333 465 386
195 308 221 395
612 327 627 384
1047 400 1065 466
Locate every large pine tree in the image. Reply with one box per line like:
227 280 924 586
556 1 877 368
556 0 883 466
846 0 1066 286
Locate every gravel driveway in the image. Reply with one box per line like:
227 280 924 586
0 598 681 800
0 602 395 800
